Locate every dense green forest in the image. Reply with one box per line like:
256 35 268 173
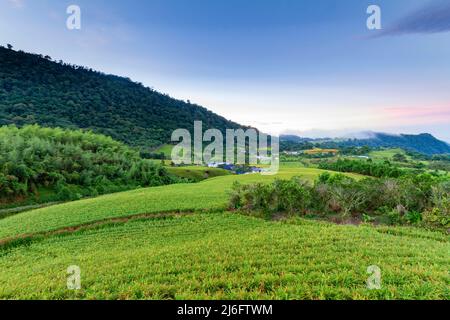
0 125 180 203
0 46 246 149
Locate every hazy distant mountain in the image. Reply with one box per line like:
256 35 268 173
280 132 450 155
341 131 378 140
278 135 313 143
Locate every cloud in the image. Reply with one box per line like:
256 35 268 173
281 128 371 139
374 0 450 37
382 106 450 125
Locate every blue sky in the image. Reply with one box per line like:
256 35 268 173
1 0 450 141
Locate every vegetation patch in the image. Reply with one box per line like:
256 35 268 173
0 210 197 254
0 125 183 206
167 166 231 182
0 168 359 240
0 213 448 300
318 158 406 178
229 173 449 231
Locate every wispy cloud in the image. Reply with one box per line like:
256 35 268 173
374 0 450 37
382 106 450 125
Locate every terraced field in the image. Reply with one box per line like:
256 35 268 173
0 213 448 299
0 168 354 240
0 167 448 300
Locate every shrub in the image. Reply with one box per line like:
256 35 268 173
56 185 75 201
229 173 450 230
404 211 422 224
387 209 403 225
422 182 450 229
362 214 375 223
229 178 313 218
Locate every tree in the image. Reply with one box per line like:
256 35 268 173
0 125 180 201
6 44 13 50
393 153 408 163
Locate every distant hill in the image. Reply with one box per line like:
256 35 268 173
281 132 450 155
0 46 246 149
279 135 313 143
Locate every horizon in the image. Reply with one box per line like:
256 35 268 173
3 44 449 144
1 0 449 141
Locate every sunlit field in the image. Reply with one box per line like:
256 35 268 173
0 166 448 300
0 213 448 300
0 168 361 240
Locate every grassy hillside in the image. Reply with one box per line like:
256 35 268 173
152 144 174 158
0 167 356 240
0 213 448 299
369 148 410 161
0 47 246 149
166 166 231 182
0 167 448 300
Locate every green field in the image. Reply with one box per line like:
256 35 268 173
369 148 409 160
0 213 448 299
0 168 347 240
167 166 232 182
152 144 174 158
0 167 448 300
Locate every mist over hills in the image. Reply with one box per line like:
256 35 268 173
281 131 450 155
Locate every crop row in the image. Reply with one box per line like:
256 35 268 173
0 213 448 300
0 168 352 240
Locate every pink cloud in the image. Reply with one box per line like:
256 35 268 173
382 106 450 125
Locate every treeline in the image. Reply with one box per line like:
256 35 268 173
318 159 405 178
229 173 449 230
0 125 181 202
0 46 246 149
280 140 315 152
280 133 450 156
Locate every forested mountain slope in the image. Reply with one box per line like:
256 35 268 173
0 46 245 149
340 133 450 155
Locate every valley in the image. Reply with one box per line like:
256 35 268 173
0 46 448 301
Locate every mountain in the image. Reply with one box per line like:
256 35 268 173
0 46 246 149
280 132 450 155
279 135 313 143
340 133 450 155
